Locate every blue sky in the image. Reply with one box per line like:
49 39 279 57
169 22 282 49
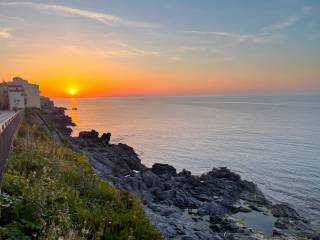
0 0 319 96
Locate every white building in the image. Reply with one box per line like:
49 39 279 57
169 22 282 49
7 85 26 110
0 77 41 110
9 77 41 109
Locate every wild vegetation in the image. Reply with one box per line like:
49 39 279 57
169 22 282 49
0 110 163 240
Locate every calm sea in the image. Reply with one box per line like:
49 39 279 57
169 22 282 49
55 95 320 227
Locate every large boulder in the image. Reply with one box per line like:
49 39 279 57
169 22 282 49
206 201 228 217
156 189 176 202
141 170 162 189
79 130 99 141
271 203 301 220
173 190 190 208
151 163 177 176
100 132 111 145
312 234 320 240
205 167 241 182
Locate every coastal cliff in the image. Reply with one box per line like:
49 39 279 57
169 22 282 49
0 109 163 239
70 131 318 240
43 106 319 240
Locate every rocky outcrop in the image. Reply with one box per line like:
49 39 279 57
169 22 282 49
69 132 319 239
46 110 319 240
100 132 111 145
270 204 318 239
78 130 111 146
42 106 75 137
72 134 146 180
79 130 99 140
272 204 301 220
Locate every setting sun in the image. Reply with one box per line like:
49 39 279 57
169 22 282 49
69 89 76 96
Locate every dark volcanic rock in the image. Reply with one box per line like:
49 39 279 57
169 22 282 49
152 163 177 176
313 234 320 240
45 105 319 240
141 170 162 189
204 167 241 181
43 106 76 138
206 202 228 217
272 203 301 220
100 132 111 145
78 131 111 145
275 219 289 229
79 130 99 140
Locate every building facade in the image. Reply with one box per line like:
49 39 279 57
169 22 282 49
7 85 26 110
10 77 41 109
0 77 41 110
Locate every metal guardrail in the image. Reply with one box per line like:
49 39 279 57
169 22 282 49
0 112 17 135
0 111 23 187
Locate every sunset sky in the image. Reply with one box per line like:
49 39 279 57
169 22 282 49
0 0 319 98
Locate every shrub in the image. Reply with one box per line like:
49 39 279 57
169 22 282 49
0 110 163 240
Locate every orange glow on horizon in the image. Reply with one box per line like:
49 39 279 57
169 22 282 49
10 72 320 99
2 43 319 98
0 3 319 99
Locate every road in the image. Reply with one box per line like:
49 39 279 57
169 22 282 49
0 111 23 188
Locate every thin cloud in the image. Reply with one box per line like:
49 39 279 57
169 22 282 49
183 12 306 49
0 1 155 28
184 31 251 41
98 49 160 57
184 5 312 51
0 14 25 22
183 30 273 44
101 40 161 57
0 28 12 39
170 56 184 62
63 41 160 58
260 16 300 32
177 46 200 53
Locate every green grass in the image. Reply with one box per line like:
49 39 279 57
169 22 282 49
0 110 163 240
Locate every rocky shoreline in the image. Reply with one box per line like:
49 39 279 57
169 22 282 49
43 106 319 240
